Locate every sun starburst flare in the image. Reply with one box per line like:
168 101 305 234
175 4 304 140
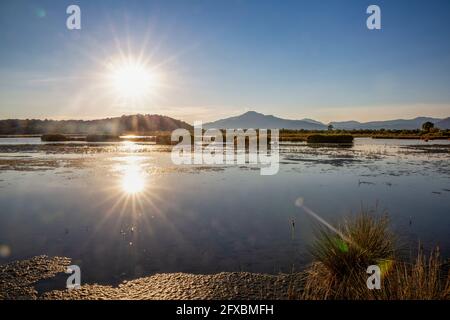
103 56 162 103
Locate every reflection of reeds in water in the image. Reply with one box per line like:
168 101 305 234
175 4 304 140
300 213 450 300
290 217 296 240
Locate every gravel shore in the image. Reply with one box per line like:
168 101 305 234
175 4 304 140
0 256 304 300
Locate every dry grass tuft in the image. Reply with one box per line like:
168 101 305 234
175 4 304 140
301 213 449 300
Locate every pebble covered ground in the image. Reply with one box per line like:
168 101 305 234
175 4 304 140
0 256 304 300
0 255 71 300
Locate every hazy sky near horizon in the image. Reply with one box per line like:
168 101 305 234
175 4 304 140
1 0 450 124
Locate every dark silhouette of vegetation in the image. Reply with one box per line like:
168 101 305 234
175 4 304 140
307 134 354 143
422 121 435 132
41 134 78 142
85 134 121 142
277 128 450 142
0 114 192 135
155 134 175 145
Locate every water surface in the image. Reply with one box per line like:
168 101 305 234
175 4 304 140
0 138 449 284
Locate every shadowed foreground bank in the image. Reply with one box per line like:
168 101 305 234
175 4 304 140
0 256 304 300
1 214 449 300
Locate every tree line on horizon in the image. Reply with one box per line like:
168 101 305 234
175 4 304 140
0 114 192 135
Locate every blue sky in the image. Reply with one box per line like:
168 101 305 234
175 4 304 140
0 0 450 123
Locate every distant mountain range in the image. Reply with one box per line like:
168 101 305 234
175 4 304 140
1 111 449 135
435 117 450 129
0 114 192 135
204 111 450 130
330 117 446 130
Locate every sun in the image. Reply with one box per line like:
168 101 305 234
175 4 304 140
108 58 156 99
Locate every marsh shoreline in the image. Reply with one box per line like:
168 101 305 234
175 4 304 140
0 256 304 300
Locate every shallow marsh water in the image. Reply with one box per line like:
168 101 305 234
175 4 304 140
0 137 449 285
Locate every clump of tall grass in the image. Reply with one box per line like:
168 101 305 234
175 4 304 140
301 213 449 300
383 248 449 299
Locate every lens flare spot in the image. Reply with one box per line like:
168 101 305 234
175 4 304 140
378 259 394 276
0 244 11 258
332 238 349 253
35 8 46 18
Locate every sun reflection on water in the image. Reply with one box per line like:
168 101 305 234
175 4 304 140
122 165 145 194
120 157 146 194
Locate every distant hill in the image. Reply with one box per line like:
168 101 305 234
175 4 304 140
204 111 450 130
331 117 444 130
0 114 192 135
436 117 450 129
204 111 326 130
300 118 324 126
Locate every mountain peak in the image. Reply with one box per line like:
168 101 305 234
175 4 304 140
204 111 326 129
241 110 264 117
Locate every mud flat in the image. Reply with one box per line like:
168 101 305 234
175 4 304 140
0 256 304 300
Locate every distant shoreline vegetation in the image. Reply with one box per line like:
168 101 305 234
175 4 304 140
37 130 450 144
0 114 192 135
41 134 154 143
306 134 354 144
1 113 449 143
41 134 84 142
279 128 450 142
